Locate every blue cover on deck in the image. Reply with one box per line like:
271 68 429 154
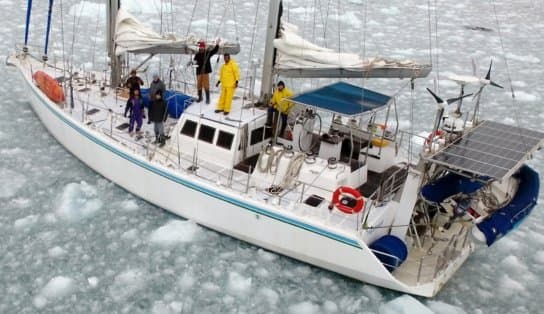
291 82 391 116
420 173 485 204
369 235 408 272
477 165 540 246
141 88 193 118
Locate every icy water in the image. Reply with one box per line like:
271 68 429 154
1 0 544 313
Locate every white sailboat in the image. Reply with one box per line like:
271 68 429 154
6 0 543 297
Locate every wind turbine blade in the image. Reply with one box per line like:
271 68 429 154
490 80 503 89
485 59 493 80
447 93 474 105
426 88 444 104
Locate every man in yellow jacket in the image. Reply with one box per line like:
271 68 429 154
268 81 294 138
215 53 240 115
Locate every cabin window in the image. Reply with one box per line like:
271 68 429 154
250 127 272 145
180 120 198 137
198 124 216 143
217 131 234 150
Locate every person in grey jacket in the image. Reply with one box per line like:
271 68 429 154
149 73 166 103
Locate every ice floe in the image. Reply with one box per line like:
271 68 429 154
149 220 201 246
227 272 252 296
109 269 148 301
33 276 76 308
379 295 433 314
55 181 103 221
0 168 26 198
14 214 39 230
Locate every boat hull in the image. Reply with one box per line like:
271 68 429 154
7 55 459 297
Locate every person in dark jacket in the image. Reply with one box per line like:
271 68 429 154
125 69 144 95
148 90 168 145
193 38 220 104
125 89 144 135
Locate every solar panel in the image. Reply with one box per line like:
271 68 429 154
426 121 544 179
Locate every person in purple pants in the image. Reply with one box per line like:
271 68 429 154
125 89 144 135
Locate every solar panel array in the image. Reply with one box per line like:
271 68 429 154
427 121 544 179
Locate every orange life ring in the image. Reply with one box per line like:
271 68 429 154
33 70 65 103
425 129 443 145
330 186 365 214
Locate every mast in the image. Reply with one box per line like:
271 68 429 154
23 0 33 53
43 0 54 61
107 0 122 88
259 0 282 105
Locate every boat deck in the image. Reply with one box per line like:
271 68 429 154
29 61 375 240
394 220 471 286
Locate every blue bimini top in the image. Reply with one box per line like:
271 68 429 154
290 81 391 116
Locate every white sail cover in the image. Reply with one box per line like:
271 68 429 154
274 21 428 77
114 9 240 56
114 8 183 55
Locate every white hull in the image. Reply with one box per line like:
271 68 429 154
7 55 470 297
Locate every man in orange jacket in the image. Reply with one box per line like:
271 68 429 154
215 53 240 116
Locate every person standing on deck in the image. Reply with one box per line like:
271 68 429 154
268 81 294 138
193 38 220 104
215 53 240 116
149 89 168 146
148 73 166 124
125 89 144 135
126 69 144 96
149 73 166 103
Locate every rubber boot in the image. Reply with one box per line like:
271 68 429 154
205 90 210 105
197 90 203 103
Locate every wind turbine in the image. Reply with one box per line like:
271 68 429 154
448 59 504 122
426 88 473 145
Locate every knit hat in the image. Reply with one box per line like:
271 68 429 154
198 41 206 48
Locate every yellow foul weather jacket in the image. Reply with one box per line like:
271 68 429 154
219 59 240 88
271 87 294 114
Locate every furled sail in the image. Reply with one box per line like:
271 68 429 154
273 21 431 78
114 9 240 56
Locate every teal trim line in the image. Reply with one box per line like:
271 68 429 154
27 77 362 249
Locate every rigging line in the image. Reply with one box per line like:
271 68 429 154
426 0 433 69
409 79 415 164
491 0 519 104
322 0 332 48
90 4 101 67
59 0 66 70
59 0 69 102
230 0 239 41
361 0 368 87
336 0 341 54
433 0 440 91
170 0 175 34
312 0 317 43
206 0 211 41
214 0 231 39
239 0 261 114
185 0 199 38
